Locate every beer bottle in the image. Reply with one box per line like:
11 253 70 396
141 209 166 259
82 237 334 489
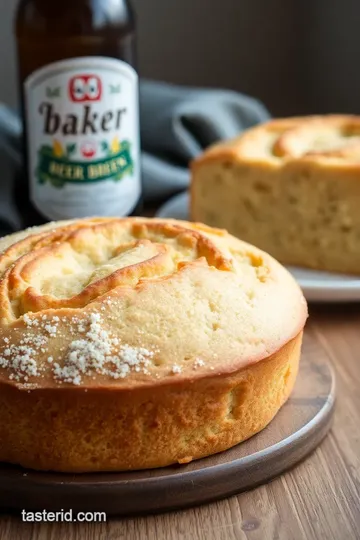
15 0 142 227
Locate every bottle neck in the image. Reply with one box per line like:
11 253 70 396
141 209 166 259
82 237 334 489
17 0 135 36
33 0 132 8
34 0 90 5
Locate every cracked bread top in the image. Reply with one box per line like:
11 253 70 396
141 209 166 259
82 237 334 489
192 115 360 168
0 217 307 390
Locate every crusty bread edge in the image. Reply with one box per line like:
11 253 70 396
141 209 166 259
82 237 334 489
0 332 303 472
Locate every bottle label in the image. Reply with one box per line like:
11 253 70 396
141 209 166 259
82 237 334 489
24 57 141 220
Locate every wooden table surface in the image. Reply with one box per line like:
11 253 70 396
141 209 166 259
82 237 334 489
1 304 359 539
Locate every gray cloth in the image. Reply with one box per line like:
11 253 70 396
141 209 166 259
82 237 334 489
140 80 270 200
0 80 270 230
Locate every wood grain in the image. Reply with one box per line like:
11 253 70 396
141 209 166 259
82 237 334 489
0 304 359 539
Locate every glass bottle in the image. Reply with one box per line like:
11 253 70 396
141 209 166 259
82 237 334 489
15 0 142 227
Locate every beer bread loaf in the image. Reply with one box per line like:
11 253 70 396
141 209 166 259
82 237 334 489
191 115 360 274
0 217 307 472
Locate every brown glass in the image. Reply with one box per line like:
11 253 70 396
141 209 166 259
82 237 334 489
15 0 141 228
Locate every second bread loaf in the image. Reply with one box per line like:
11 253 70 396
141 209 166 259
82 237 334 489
191 115 360 274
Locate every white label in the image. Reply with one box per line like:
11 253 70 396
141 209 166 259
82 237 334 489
25 57 141 220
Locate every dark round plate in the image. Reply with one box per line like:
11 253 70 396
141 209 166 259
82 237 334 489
0 332 335 516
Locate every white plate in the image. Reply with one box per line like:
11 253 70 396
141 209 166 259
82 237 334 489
156 192 360 303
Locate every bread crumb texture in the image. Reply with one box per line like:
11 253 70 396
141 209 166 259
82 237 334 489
192 115 360 274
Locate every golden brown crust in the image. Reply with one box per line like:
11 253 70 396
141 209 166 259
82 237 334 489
0 217 306 390
191 115 360 171
191 115 360 275
0 333 302 472
0 217 307 471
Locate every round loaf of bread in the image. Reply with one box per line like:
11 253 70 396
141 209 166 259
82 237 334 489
0 218 307 472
